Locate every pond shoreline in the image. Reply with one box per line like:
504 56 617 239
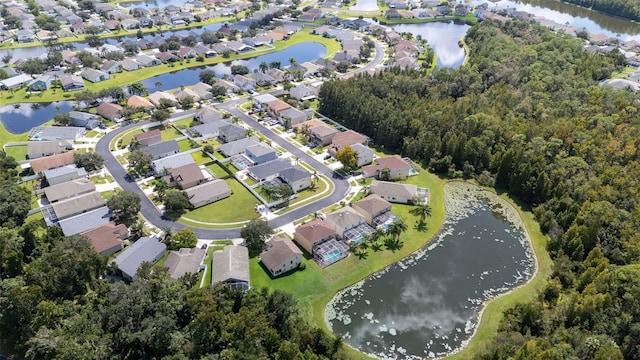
324 181 541 360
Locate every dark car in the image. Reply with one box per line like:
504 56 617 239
324 154 332 160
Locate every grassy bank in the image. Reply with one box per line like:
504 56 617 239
0 28 341 106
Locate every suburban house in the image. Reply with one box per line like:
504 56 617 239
149 91 178 107
164 247 206 279
68 111 101 129
121 58 142 71
331 130 369 152
27 140 73 159
142 140 180 160
44 178 96 203
136 54 162 67
164 163 206 189
30 151 76 173
211 245 250 290
176 46 196 59
187 120 230 140
309 124 339 146
218 137 260 157
259 235 302 277
156 52 179 62
248 158 295 183
351 143 374 167
34 126 85 142
362 155 412 180
266 100 292 119
43 165 87 186
233 74 255 91
58 206 111 236
324 207 368 238
96 102 123 121
290 85 315 101
100 60 122 74
279 107 308 127
245 143 278 165
294 219 348 267
185 179 232 208
253 93 278 110
28 75 52 91
16 29 35 43
60 74 85 91
251 72 276 87
152 153 196 175
173 87 200 102
0 74 34 90
352 194 396 228
114 237 167 281
81 68 110 83
370 180 419 204
219 123 247 143
195 106 222 123
127 95 155 109
278 166 312 192
133 129 162 147
81 222 128 256
193 82 213 100
51 191 106 221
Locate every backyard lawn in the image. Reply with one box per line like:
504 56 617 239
177 139 192 152
191 151 211 165
171 118 194 129
161 126 183 141
4 145 28 161
206 163 229 178
179 179 260 225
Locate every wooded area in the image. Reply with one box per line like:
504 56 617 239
561 0 640 22
319 20 640 359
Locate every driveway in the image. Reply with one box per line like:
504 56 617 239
95 110 350 239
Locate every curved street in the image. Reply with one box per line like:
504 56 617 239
95 109 351 239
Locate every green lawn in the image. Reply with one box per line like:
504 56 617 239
206 163 229 178
172 118 194 129
4 145 28 161
177 139 192 152
100 191 114 200
161 126 183 141
179 179 260 224
111 128 143 150
191 151 211 165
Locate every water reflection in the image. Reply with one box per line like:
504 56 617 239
0 101 74 134
350 0 380 11
393 22 470 68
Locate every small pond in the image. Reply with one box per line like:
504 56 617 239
141 41 327 92
392 22 470 68
326 182 535 359
350 0 379 11
0 101 75 134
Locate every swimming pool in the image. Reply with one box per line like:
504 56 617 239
324 250 342 262
408 167 417 175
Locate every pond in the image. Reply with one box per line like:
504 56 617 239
392 22 470 68
326 182 535 359
0 101 75 134
141 41 327 92
350 0 379 11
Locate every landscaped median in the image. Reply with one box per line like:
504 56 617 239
0 28 342 106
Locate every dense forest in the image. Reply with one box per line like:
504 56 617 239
0 154 340 359
320 20 640 359
560 0 640 22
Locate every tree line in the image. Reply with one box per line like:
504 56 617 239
561 0 640 22
319 19 640 359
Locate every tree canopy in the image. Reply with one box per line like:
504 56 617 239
106 190 141 225
240 219 273 257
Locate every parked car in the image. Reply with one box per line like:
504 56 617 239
324 154 332 160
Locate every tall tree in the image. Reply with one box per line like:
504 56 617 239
106 191 141 225
240 219 273 257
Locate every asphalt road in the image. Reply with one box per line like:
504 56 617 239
95 107 350 239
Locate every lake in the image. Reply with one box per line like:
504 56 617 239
0 101 75 134
393 22 470 68
141 42 327 92
351 0 379 11
326 182 535 359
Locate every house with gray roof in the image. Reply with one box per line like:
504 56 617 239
164 247 207 279
186 120 230 139
114 237 167 281
81 68 110 83
253 93 279 109
245 143 277 165
260 235 302 277
44 178 95 203
279 107 308 127
0 74 33 90
58 206 111 236
194 106 222 123
219 123 247 143
142 140 180 160
192 82 213 101
135 54 162 67
35 126 85 141
60 74 85 91
43 164 87 186
51 191 106 221
27 140 73 159
68 111 101 129
278 166 312 192
248 158 294 182
217 137 260 157
351 143 374 167
152 152 195 174
185 179 232 208
212 245 250 290
149 91 178 107
370 180 419 204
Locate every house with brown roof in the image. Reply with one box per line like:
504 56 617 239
331 130 368 152
362 155 411 180
266 99 292 119
164 247 206 279
133 129 162 147
294 219 337 255
352 194 393 226
30 151 76 173
310 124 339 146
96 102 123 121
260 235 302 277
81 222 128 256
127 95 154 110
184 179 232 208
370 180 418 204
164 163 206 189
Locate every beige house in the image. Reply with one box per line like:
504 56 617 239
185 179 232 208
362 155 412 180
352 194 393 226
164 163 206 189
324 207 366 238
310 124 339 146
260 236 303 277
370 180 418 204
294 219 336 255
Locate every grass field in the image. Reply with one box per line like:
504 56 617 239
191 151 211 164
177 139 192 152
206 163 229 178
179 178 260 225
172 118 194 129
110 128 143 151
161 126 183 141
4 145 28 161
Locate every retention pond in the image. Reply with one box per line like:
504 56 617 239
326 182 536 359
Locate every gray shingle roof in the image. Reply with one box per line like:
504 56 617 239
249 158 293 180
58 206 111 236
278 165 309 183
142 140 180 160
114 237 166 280
217 137 259 156
152 153 195 173
212 245 249 285
44 178 96 203
163 247 206 279
51 191 106 220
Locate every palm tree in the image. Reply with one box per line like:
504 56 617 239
409 204 432 224
154 81 163 90
161 226 174 244
387 219 407 241
370 228 385 243
269 61 281 69
259 61 268 73
289 56 298 66
260 185 278 201
380 167 392 181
